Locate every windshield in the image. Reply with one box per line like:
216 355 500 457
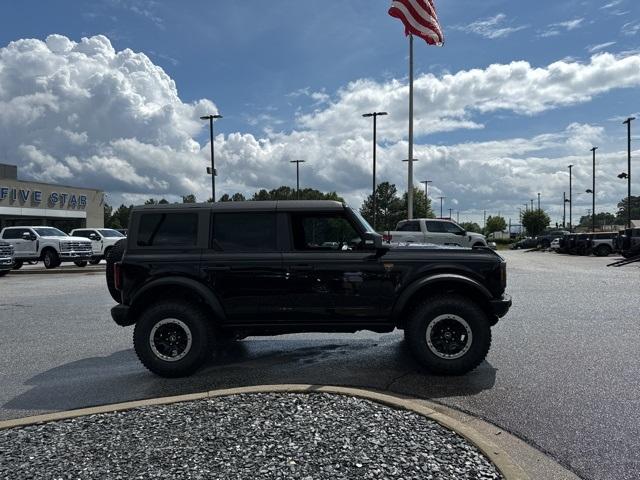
351 208 375 233
33 228 67 237
98 229 125 238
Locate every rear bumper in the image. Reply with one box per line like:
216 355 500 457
489 294 512 318
111 304 134 327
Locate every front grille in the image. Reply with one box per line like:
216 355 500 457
0 245 13 257
61 242 92 252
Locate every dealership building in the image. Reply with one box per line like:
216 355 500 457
0 163 104 232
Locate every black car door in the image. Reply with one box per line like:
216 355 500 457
281 211 390 322
201 211 286 324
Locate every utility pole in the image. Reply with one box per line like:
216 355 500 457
563 192 567 227
448 208 452 219
289 160 305 199
200 113 223 202
420 180 432 217
530 199 534 211
591 146 598 232
438 196 446 218
623 117 635 228
483 210 486 231
568 164 573 232
537 192 541 211
362 112 388 229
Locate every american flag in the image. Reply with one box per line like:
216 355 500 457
388 0 444 46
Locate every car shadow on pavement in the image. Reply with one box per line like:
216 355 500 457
3 336 496 419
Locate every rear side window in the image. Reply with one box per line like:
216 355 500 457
2 228 28 239
424 221 447 233
397 221 420 232
212 213 277 252
137 213 198 247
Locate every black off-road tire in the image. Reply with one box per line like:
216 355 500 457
594 245 611 257
12 260 23 270
404 295 491 375
105 240 125 302
74 260 88 267
89 258 101 265
43 249 60 269
133 301 214 378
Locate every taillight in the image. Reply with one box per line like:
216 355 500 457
382 233 392 243
500 262 507 289
114 262 122 290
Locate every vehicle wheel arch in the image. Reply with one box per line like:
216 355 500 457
129 277 227 326
392 274 495 328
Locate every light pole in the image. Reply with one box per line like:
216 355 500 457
537 192 541 211
563 192 570 228
289 160 305 199
420 180 432 216
623 117 635 228
362 112 388 229
591 146 598 232
568 164 573 231
438 196 446 218
448 208 452 219
200 114 223 202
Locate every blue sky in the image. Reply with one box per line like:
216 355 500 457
1 0 639 224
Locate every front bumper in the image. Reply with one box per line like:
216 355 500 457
0 257 13 269
111 304 135 327
489 294 512 318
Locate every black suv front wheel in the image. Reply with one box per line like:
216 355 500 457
133 301 214 377
405 295 491 375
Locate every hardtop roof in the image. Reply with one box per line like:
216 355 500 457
131 200 346 213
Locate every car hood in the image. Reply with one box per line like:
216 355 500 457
40 236 91 242
468 232 486 240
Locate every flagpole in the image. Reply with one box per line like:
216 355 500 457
408 34 414 219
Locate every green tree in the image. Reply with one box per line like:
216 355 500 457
460 222 482 233
182 194 196 203
616 196 640 224
250 186 342 202
485 215 507 235
400 187 435 220
578 212 617 229
231 193 246 202
522 209 550 237
360 182 405 231
104 204 121 229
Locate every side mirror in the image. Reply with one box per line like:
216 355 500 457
89 233 98 240
362 232 387 250
22 232 34 241
456 230 467 236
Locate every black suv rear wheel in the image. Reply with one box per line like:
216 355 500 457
405 295 491 375
133 301 214 377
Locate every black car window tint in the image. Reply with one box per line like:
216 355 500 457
137 213 198 247
398 221 420 232
425 221 447 233
292 214 362 251
212 213 277 252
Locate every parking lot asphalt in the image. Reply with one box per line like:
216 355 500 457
1 251 639 480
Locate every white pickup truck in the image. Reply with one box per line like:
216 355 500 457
385 218 488 248
70 228 126 265
0 226 93 269
0 240 14 277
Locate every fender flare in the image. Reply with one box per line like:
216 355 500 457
391 273 493 321
131 276 226 322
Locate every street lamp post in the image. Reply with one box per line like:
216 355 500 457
537 192 541 211
623 117 635 228
448 208 452 219
420 180 432 216
568 164 573 231
591 146 598 232
363 112 388 229
289 160 305 199
200 114 223 202
563 192 570 228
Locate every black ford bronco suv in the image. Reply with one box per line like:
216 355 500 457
108 201 511 377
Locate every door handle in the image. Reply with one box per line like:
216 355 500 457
289 264 314 271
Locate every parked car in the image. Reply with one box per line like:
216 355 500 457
0 240 14 276
70 228 126 265
590 232 616 257
510 237 537 249
0 226 92 269
617 227 640 258
550 238 561 251
107 201 511 378
385 218 488 248
535 230 569 249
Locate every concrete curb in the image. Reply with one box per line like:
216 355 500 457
0 384 529 480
